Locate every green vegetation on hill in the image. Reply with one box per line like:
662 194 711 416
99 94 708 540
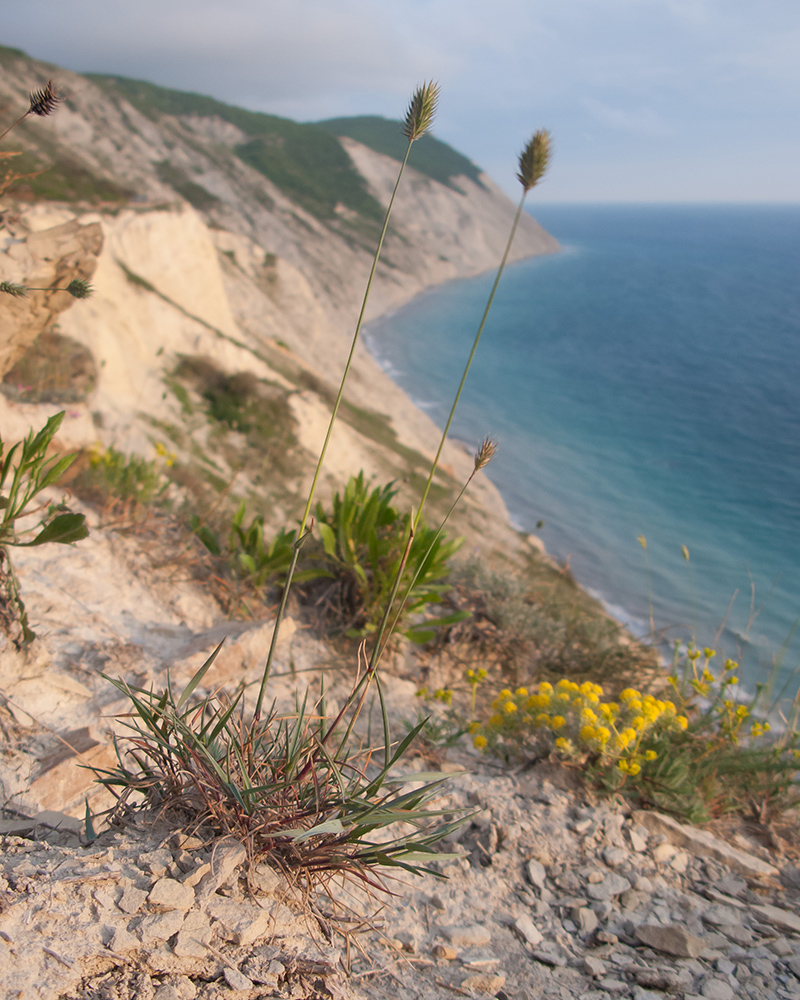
87 74 384 222
317 115 485 191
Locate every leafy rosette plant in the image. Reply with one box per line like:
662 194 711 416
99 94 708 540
0 412 89 641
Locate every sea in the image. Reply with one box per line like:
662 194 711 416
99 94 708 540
364 204 800 699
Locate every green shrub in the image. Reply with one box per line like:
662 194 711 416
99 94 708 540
470 645 799 823
313 472 468 642
81 444 170 506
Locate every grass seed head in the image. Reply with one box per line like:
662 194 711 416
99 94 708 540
474 436 498 472
28 80 61 117
66 278 93 299
517 129 551 192
403 81 440 142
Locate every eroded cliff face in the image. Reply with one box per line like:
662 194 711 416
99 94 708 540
0 48 557 553
0 213 102 378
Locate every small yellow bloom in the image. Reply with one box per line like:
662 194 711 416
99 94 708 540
499 688 512 700
628 761 641 776
535 712 550 728
676 716 689 730
515 687 529 698
632 716 646 731
504 701 517 714
596 726 611 743
580 725 596 743
617 759 629 773
473 735 487 750
551 715 566 730
555 736 570 750
728 676 738 685
704 647 716 659
539 682 553 694
644 749 657 761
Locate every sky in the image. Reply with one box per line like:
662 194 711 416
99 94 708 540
3 0 799 202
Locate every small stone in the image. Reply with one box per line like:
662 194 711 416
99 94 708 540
148 878 195 913
670 851 689 873
787 956 800 977
532 943 567 967
249 863 287 896
460 973 506 994
653 843 678 863
138 909 185 945
603 847 628 868
587 870 606 884
587 873 630 901
514 914 543 947
584 956 607 977
429 894 446 910
703 906 743 928
118 885 149 915
750 903 800 934
205 897 272 947
750 957 775 976
596 930 618 945
599 978 630 995
139 850 173 878
620 890 645 911
635 968 684 993
716 959 736 975
107 926 140 953
223 966 254 991
700 977 735 1000
432 944 458 960
576 907 598 935
718 923 753 947
635 923 707 959
634 876 653 892
173 910 213 959
527 859 547 889
441 925 492 947
195 840 247 902
767 936 794 957
629 827 648 852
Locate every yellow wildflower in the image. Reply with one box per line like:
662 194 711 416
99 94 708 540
516 687 529 698
504 701 517 714
551 715 566 730
473 735 488 750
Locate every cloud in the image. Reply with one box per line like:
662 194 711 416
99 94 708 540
583 98 675 138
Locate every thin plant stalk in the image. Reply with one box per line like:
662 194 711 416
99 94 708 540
412 130 551 534
255 83 440 720
366 132 551 670
637 535 655 636
369 438 498 672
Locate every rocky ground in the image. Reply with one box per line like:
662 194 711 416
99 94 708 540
3 751 800 1000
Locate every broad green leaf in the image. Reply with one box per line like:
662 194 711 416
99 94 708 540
22 513 88 547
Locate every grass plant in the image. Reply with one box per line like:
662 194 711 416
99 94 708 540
96 646 464 895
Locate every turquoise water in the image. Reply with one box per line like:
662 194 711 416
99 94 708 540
365 204 800 693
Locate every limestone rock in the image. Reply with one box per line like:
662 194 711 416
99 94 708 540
635 923 707 958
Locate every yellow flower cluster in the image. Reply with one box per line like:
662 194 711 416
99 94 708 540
474 677 690 775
